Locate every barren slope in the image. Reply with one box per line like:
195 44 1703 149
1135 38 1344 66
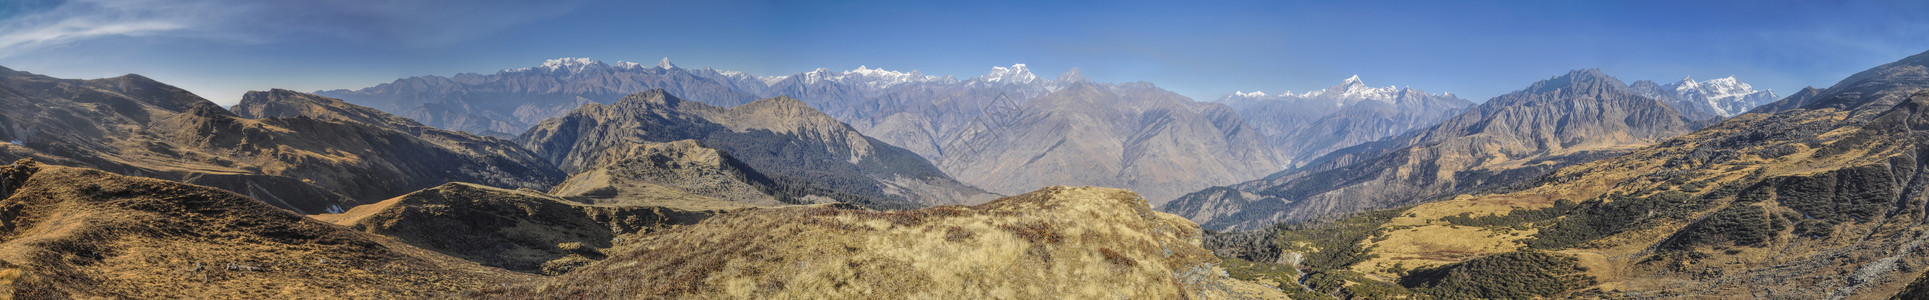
468 186 1285 299
520 90 996 209
0 68 563 213
1217 49 1929 299
313 182 717 275
1168 69 1699 230
0 160 527 298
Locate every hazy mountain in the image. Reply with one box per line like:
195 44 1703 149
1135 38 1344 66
766 65 1289 203
931 80 1288 202
469 186 1286 299
1226 49 1929 299
332 60 1288 204
316 57 762 136
518 90 996 209
1220 76 1476 167
1167 69 1699 230
0 161 525 297
1628 75 1779 119
0 68 562 213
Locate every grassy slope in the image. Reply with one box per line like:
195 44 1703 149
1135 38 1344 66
469 186 1287 299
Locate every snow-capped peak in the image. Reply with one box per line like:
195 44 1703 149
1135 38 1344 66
1662 75 1777 117
1341 75 1364 86
523 57 605 73
772 65 943 89
980 64 1038 84
1222 75 1456 105
658 57 678 69
1673 75 1699 90
1301 75 1400 102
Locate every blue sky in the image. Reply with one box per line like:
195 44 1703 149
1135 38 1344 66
1 0 1926 106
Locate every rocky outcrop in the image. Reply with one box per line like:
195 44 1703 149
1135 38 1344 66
469 186 1286 299
546 139 787 210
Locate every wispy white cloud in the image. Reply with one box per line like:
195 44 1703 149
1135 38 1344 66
0 0 211 57
0 0 584 58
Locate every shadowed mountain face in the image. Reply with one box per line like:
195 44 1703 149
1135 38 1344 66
231 89 567 195
1234 49 1929 299
1167 69 1699 230
468 186 1287 299
0 68 563 213
0 162 526 298
518 90 996 210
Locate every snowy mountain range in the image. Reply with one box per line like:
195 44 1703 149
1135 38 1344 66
1629 75 1779 119
1227 75 1460 106
1218 76 1475 167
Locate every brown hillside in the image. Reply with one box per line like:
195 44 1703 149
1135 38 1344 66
520 90 996 209
312 182 717 275
1169 69 1699 230
0 160 526 299
468 186 1285 299
0 68 563 214
1235 49 1929 299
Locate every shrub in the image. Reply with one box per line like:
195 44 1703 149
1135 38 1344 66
1399 251 1597 300
1442 199 1577 228
1526 191 1714 249
1272 209 1402 269
1658 204 1772 250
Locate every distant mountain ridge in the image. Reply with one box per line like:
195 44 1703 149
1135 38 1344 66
1167 69 1702 230
931 80 1289 202
325 58 1304 203
1220 76 1476 167
518 89 996 209
1629 75 1779 119
317 57 765 136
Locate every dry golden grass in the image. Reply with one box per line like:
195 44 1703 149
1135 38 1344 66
1329 102 1929 297
310 182 720 274
0 164 529 298
468 186 1285 299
